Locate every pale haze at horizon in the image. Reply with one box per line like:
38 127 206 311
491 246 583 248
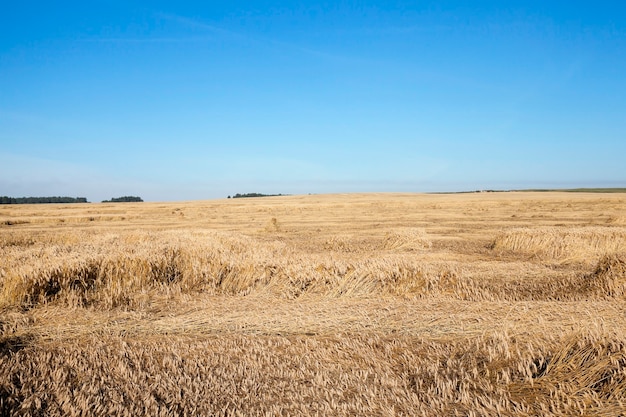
1 1 625 202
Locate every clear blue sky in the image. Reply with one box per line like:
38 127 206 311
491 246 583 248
1 1 625 201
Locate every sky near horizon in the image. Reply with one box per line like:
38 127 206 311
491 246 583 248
1 1 625 202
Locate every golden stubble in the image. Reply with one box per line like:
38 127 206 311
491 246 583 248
1 192 625 416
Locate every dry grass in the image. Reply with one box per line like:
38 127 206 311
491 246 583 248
491 227 626 264
1 192 626 415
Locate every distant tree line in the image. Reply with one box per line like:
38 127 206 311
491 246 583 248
228 193 286 199
0 196 88 204
101 196 143 203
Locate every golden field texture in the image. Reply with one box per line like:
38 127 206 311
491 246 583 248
1 192 626 416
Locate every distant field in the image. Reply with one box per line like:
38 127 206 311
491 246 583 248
1 192 626 416
433 187 626 194
521 188 626 193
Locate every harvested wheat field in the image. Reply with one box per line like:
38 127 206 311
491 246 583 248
1 192 626 416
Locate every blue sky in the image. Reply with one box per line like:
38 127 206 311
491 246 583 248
1 1 625 201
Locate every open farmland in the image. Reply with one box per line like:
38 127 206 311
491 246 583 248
1 192 626 416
